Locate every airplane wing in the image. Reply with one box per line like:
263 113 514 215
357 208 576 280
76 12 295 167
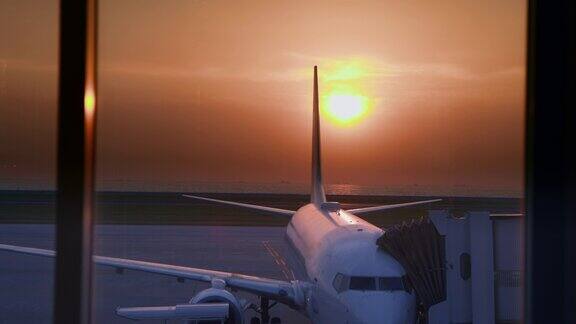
183 194 295 217
0 243 306 308
346 198 442 215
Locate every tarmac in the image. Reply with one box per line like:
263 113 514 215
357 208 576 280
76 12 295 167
0 224 311 323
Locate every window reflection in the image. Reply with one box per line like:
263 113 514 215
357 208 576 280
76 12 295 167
0 0 59 321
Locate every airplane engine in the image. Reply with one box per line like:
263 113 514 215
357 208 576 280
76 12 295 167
116 284 247 323
189 287 246 324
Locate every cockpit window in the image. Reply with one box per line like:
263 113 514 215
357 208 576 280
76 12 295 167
333 273 407 293
349 276 377 290
378 277 405 291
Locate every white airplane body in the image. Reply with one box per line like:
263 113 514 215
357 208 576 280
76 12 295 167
287 204 415 323
0 66 440 324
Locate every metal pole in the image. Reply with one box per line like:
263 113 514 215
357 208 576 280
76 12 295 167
54 0 97 323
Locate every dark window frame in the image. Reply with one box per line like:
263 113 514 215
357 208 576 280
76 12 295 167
525 0 576 322
54 0 97 323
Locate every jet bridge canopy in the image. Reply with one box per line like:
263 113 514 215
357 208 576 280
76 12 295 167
376 217 447 317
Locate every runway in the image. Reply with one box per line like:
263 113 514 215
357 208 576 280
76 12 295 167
0 224 311 323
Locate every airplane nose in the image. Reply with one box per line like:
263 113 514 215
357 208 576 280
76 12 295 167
352 293 416 324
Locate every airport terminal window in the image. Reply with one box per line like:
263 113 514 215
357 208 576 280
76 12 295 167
460 253 471 280
0 0 539 322
89 0 526 323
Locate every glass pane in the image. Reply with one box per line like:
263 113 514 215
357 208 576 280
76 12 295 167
0 1 58 322
350 277 377 291
94 0 525 323
379 277 404 291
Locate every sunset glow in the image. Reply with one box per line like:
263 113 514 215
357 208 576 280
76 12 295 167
1 0 526 195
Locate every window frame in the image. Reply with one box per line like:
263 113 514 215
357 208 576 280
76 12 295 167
54 0 98 323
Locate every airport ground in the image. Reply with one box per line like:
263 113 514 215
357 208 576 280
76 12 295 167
0 191 521 323
0 224 309 323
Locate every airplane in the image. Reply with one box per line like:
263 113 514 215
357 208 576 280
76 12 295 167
0 66 440 324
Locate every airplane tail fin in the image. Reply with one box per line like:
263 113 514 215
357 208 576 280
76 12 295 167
311 66 327 205
182 67 441 216
309 66 441 214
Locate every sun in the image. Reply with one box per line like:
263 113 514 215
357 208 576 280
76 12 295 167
325 93 368 125
317 58 375 126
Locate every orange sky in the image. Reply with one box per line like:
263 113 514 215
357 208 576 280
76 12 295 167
0 0 526 196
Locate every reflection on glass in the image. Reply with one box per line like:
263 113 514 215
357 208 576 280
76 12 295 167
0 1 59 322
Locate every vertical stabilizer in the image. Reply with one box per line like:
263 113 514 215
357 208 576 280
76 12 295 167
311 66 327 205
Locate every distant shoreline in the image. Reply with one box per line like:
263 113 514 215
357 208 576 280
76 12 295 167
0 188 523 199
0 190 522 227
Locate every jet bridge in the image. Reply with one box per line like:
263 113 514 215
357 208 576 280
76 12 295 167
377 216 447 322
377 210 523 324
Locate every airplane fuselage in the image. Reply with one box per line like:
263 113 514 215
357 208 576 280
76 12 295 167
286 204 416 324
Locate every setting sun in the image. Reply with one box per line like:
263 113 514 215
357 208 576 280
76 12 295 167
325 93 368 124
319 58 375 126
